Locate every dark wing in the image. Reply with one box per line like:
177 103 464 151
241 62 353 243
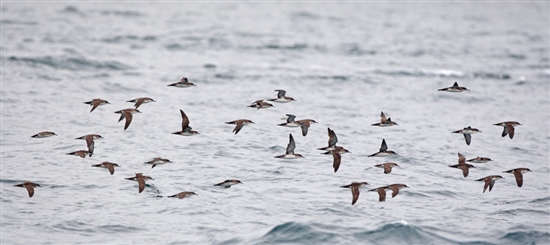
488 179 496 192
452 82 459 88
106 164 115 175
482 179 490 193
332 151 341 173
351 185 360 205
134 99 144 109
328 128 338 147
514 171 523 187
458 153 466 164
507 125 515 139
276 90 286 98
180 109 190 130
391 185 400 198
233 122 244 135
464 134 471 145
25 185 35 198
118 113 125 122
286 134 296 154
380 112 387 123
380 139 388 152
501 126 509 138
123 111 133 130
300 124 309 136
138 178 145 193
286 114 296 123
90 101 100 113
86 137 95 155
459 165 469 177
378 188 386 202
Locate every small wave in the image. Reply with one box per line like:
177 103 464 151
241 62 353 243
6 55 131 71
100 10 143 17
252 222 339 244
352 222 457 245
374 68 465 78
499 231 550 244
101 35 157 43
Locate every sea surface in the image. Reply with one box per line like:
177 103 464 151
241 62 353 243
1 2 549 245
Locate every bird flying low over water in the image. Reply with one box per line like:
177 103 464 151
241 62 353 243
248 100 274 110
449 153 475 177
31 131 57 138
168 192 197 199
14 181 41 198
91 161 120 175
476 175 504 193
67 150 91 158
438 82 468 92
114 108 141 130
503 168 531 187
84 98 110 112
368 139 397 157
225 119 254 135
341 182 369 205
452 126 480 146
369 184 409 202
374 162 399 174
268 89 296 103
371 111 398 127
172 109 199 136
275 134 304 159
167 77 196 87
494 121 521 139
214 179 242 188
125 173 154 193
127 97 155 109
145 157 172 168
75 134 102 156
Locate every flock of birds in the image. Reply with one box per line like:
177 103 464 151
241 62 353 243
17 79 530 205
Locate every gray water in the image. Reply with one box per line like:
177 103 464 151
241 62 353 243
1 2 549 245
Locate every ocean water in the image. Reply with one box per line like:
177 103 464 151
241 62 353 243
1 2 549 244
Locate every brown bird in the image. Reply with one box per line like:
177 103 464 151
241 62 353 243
14 181 41 198
168 192 197 199
371 111 398 127
369 186 389 202
387 184 409 198
172 109 199 136
167 77 196 87
84 98 110 112
75 134 103 156
247 100 274 110
66 150 91 158
225 119 254 135
494 121 521 139
449 153 475 177
144 157 172 168
31 131 57 138
214 179 242 188
125 173 154 193
296 119 317 136
92 162 120 175
127 97 155 109
340 182 369 205
476 175 504 193
322 146 350 173
374 162 399 174
114 108 141 130
503 168 531 187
